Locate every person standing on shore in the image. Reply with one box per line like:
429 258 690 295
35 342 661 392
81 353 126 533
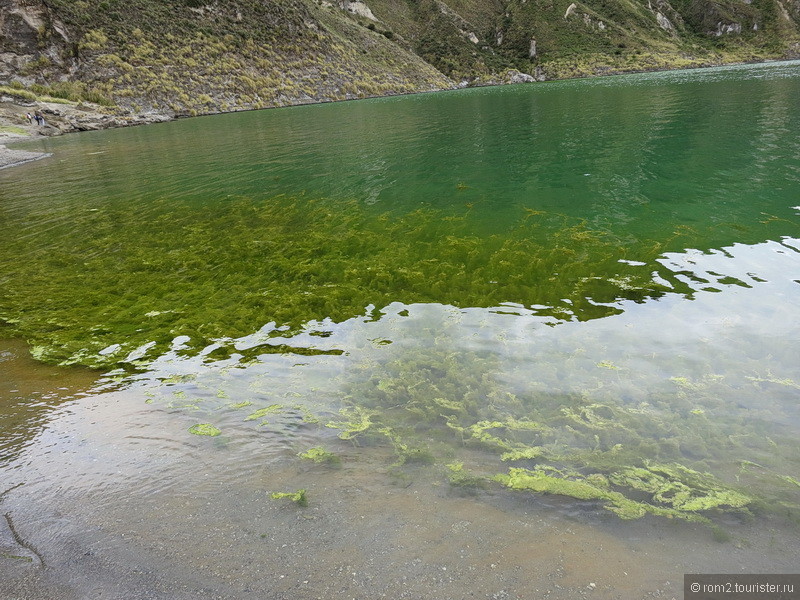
25 112 33 124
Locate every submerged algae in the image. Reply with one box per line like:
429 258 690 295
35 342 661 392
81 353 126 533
331 344 781 527
494 466 742 523
244 404 284 422
142 335 795 529
132 331 796 530
270 489 308 507
326 406 377 442
609 463 752 512
501 447 545 462
188 423 222 437
229 401 254 410
298 447 341 467
0 197 692 370
446 462 488 490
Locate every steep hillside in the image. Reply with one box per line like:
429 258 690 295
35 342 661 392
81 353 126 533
0 0 799 117
1 0 453 115
369 0 800 79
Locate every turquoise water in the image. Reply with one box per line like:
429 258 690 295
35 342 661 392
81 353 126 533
1 61 799 597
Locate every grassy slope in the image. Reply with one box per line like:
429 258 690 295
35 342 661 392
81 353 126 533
40 0 453 114
457 0 788 63
368 0 800 80
9 0 798 114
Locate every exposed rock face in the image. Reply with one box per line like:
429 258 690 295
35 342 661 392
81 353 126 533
647 0 684 34
656 12 675 31
1 0 48 53
473 69 537 86
673 0 761 38
0 0 72 82
563 4 608 31
338 0 377 21
0 98 169 135
506 69 536 83
714 21 742 35
776 0 793 22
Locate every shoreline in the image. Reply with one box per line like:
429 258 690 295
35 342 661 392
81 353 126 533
0 97 172 169
0 111 54 168
1 56 797 171
0 143 51 169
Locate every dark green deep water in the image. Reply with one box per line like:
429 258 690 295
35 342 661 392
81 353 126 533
1 61 799 598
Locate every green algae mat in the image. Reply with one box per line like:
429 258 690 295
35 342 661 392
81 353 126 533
2 61 800 532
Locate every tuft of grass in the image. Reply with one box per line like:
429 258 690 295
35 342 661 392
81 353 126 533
0 125 29 135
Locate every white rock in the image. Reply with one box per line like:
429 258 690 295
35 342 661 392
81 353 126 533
338 0 377 21
656 12 674 31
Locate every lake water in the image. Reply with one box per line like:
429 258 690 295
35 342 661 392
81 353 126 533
1 61 799 599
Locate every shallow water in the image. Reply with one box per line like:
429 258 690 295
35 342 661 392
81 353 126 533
1 61 800 598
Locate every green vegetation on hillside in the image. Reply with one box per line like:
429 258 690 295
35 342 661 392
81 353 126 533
39 0 451 114
0 0 788 115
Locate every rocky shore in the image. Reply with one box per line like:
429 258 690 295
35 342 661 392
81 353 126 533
0 96 171 169
0 101 50 168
